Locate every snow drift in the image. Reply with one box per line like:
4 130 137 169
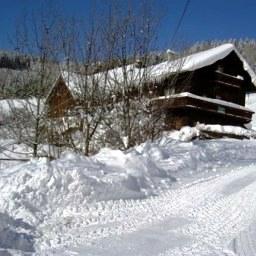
1 131 256 253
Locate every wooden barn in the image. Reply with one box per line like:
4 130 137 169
150 44 256 129
46 44 256 130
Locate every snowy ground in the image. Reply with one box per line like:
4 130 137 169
1 137 256 255
246 93 256 129
0 94 256 255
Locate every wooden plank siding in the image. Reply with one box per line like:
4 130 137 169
47 79 76 118
153 96 253 129
154 51 254 129
154 96 252 120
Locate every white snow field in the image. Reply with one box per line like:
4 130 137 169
1 136 256 255
0 94 256 255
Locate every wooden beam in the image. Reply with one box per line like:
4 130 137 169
0 158 29 161
213 80 241 89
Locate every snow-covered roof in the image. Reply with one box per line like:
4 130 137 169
150 44 256 86
49 43 256 99
61 65 147 97
152 92 254 113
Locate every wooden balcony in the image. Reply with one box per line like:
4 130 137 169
152 93 254 124
214 71 245 89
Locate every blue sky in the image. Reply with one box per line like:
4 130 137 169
0 0 256 51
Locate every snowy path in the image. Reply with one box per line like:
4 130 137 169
231 221 256 256
41 163 256 256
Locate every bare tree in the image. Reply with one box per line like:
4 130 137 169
46 10 112 156
96 1 164 149
1 0 181 158
3 4 61 157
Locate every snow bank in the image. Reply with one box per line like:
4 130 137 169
0 140 52 170
1 134 256 253
163 124 256 141
166 126 200 141
246 93 256 129
0 148 175 227
0 212 35 253
196 123 256 138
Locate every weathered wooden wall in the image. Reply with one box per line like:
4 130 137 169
155 52 254 130
46 51 254 131
47 79 76 118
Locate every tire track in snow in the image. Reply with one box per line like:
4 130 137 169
38 180 219 251
230 221 256 256
160 165 256 256
38 165 256 254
